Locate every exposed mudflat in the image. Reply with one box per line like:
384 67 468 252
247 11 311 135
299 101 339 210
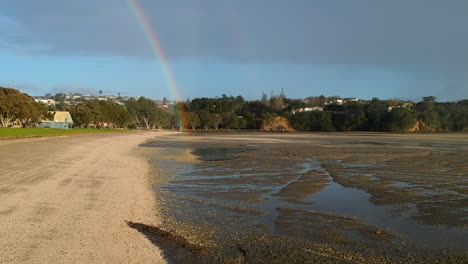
141 132 468 263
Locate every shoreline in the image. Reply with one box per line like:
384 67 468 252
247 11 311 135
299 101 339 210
0 132 169 263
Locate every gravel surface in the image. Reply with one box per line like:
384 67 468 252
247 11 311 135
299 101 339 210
0 132 168 264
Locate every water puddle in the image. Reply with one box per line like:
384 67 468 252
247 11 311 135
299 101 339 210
392 181 419 188
260 162 467 249
191 146 252 161
303 178 466 248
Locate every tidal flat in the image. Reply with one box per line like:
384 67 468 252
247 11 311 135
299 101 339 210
140 132 468 263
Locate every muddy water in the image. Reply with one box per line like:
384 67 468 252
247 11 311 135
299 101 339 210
262 161 467 249
142 133 468 263
192 146 252 161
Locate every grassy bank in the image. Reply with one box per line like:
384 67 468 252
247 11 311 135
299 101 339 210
0 127 130 138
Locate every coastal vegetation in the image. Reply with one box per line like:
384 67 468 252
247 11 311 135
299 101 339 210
0 87 49 127
1 86 467 132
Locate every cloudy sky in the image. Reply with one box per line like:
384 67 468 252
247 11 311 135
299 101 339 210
1 0 467 101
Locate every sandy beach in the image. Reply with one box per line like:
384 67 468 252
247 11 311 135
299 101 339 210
0 132 167 263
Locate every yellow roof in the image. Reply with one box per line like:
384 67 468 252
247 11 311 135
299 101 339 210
43 111 73 123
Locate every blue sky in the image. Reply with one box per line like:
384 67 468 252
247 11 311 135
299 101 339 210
1 0 467 101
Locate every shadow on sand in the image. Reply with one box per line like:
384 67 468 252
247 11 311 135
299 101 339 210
127 221 244 264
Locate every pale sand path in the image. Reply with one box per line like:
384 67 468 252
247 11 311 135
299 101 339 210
0 132 170 263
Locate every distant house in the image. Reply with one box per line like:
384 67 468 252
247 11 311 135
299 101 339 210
40 111 74 129
291 106 324 114
344 97 360 103
34 98 56 106
325 99 344 105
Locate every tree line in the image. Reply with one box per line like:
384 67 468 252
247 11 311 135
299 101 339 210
1 87 467 132
156 95 467 132
0 87 49 127
68 97 174 129
288 97 467 132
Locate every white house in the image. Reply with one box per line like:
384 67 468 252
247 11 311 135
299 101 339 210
35 99 56 106
345 98 360 102
291 106 324 114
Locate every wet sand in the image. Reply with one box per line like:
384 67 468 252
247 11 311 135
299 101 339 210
142 132 468 263
0 132 167 264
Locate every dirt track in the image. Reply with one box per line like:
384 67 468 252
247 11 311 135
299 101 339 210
0 132 167 263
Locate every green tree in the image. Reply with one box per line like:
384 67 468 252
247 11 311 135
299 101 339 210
54 93 66 102
261 92 268 105
318 95 326 107
416 96 439 130
289 111 334 132
0 87 48 127
212 113 223 130
280 88 286 98
452 100 468 131
198 110 214 130
343 102 367 131
365 98 389 131
186 112 200 130
18 99 48 127
125 97 159 129
384 108 417 132
153 109 173 129
436 103 453 131
70 100 134 128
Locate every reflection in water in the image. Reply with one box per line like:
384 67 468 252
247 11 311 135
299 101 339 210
154 147 467 249
141 134 468 262
191 146 252 161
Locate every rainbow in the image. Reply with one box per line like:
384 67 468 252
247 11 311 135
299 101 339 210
127 0 185 129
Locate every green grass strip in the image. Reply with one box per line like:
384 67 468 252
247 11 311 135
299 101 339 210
0 127 130 138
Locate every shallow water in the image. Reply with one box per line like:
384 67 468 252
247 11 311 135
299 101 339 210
142 135 468 262
191 146 251 161
305 178 466 248
392 181 414 188
153 146 467 249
